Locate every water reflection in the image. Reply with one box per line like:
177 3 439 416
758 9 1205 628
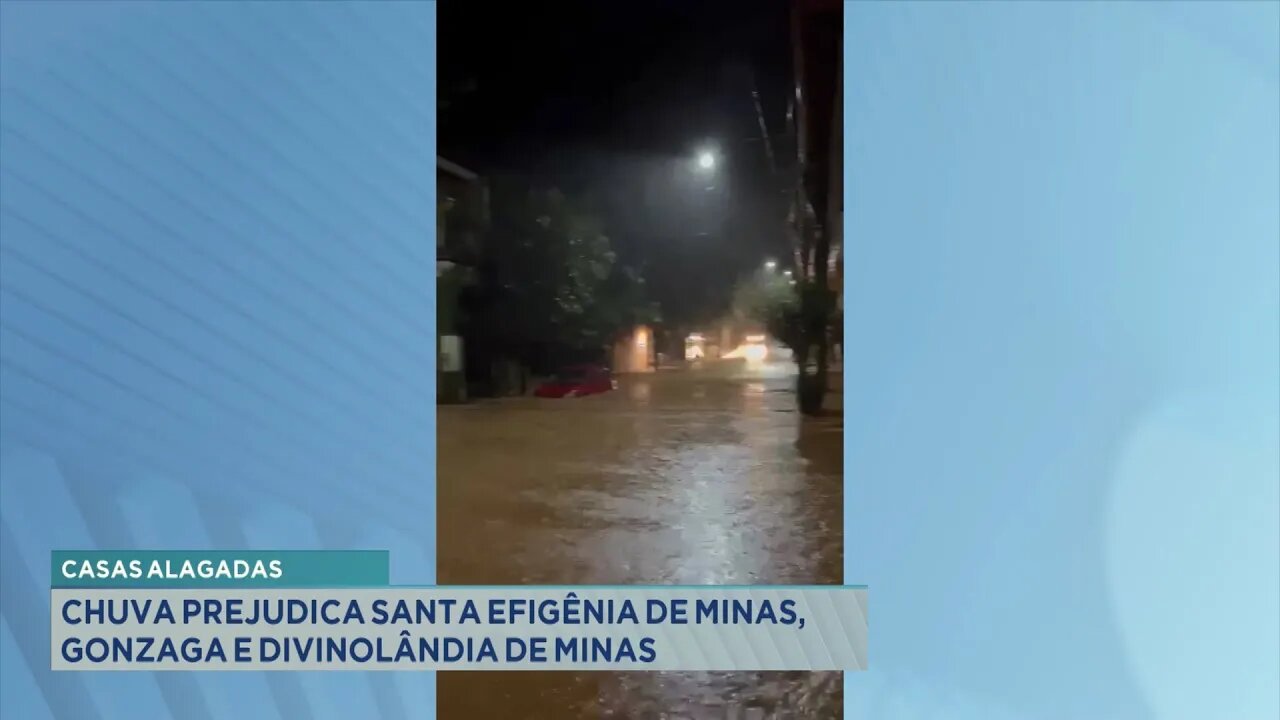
630 381 652 404
438 364 843 718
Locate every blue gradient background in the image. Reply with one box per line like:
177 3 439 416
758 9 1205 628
1 2 1277 720
0 2 436 719
843 2 1279 719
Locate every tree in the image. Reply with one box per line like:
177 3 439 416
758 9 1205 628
592 264 661 347
459 182 657 379
732 265 836 416
732 268 801 350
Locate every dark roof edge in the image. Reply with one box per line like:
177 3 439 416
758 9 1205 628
437 156 479 181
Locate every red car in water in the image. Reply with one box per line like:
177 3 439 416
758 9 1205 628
534 365 615 398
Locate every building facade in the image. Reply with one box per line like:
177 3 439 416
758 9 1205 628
436 156 488 403
612 325 656 374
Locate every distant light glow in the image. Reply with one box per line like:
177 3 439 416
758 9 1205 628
722 342 769 363
697 152 715 170
685 332 705 361
745 334 766 343
764 260 777 271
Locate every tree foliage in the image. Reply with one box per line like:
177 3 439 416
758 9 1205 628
459 182 656 375
732 268 802 350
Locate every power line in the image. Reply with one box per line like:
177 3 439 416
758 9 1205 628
748 68 779 182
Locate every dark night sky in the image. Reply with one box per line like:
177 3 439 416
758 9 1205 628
439 1 794 327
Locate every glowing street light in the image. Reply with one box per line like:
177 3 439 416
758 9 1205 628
697 151 716 171
764 259 777 271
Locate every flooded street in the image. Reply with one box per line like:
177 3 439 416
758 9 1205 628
438 363 844 718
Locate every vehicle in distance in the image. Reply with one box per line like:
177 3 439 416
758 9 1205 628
533 365 615 398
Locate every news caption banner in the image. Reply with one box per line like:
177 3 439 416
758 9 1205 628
51 551 868 672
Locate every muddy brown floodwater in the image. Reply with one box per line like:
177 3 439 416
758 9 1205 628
438 363 844 719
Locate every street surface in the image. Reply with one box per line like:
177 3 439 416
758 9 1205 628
438 362 843 718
